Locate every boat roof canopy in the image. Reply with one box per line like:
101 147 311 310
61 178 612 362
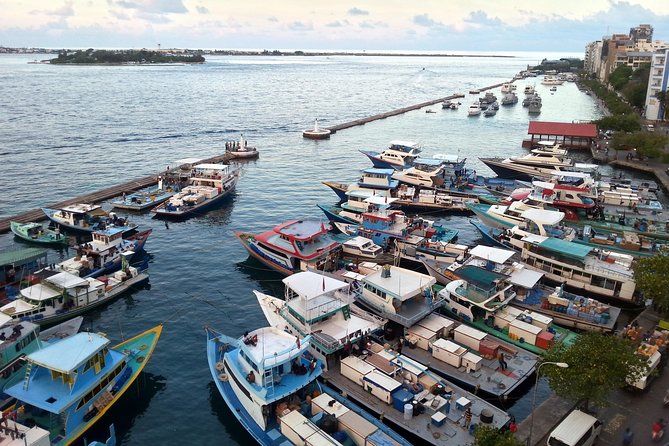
283 272 349 300
194 163 229 170
27 332 110 374
20 283 62 301
60 204 103 214
521 208 564 226
454 265 508 290
509 267 544 289
363 168 395 176
532 181 555 190
364 195 398 205
0 247 47 267
469 245 515 264
47 271 90 289
539 237 593 259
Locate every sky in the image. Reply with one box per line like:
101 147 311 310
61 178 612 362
1 0 668 52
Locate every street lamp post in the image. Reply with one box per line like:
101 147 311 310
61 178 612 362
527 361 569 446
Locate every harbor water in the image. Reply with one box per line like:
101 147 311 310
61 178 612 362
0 52 626 444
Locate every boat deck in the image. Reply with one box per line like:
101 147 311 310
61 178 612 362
323 362 509 446
400 338 537 398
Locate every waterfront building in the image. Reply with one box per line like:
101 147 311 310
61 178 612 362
645 48 669 122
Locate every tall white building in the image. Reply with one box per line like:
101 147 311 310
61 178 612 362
645 48 669 121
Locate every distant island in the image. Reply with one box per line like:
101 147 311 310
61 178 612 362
49 49 205 64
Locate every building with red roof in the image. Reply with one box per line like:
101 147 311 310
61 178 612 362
523 121 599 149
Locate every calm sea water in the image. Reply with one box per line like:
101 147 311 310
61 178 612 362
0 52 614 445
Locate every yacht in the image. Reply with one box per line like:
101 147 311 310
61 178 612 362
467 102 481 116
360 141 422 170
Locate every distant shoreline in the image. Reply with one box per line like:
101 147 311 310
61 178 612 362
3 48 515 59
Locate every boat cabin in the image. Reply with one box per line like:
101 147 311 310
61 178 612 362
359 168 398 189
359 265 439 327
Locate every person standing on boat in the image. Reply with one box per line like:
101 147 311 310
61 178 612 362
463 407 473 428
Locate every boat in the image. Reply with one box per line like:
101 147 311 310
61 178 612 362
206 324 411 446
302 118 331 139
255 271 386 365
478 92 497 106
421 245 621 333
226 134 259 159
2 325 162 446
235 220 342 276
0 316 84 405
42 204 137 234
1 248 49 302
541 75 564 86
252 272 510 446
85 425 116 446
523 85 535 95
479 150 598 181
396 312 538 398
360 141 422 170
471 220 638 302
550 86 557 92
425 109 436 114
500 83 513 93
110 167 184 211
318 190 399 227
10 221 68 246
152 163 239 218
1 253 149 325
441 100 459 110
467 102 481 116
44 227 152 278
436 263 579 355
483 106 497 117
528 96 542 114
500 92 518 105
342 236 384 260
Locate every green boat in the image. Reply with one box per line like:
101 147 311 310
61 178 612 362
10 221 68 246
437 265 579 355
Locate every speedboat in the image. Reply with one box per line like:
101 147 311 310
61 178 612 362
206 325 410 446
152 163 239 218
360 141 422 170
235 220 341 275
467 102 481 116
3 325 162 446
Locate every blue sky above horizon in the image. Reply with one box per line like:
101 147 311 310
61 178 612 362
1 0 668 53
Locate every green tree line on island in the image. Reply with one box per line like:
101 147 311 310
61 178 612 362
50 49 205 64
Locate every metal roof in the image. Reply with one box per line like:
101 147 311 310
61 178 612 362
0 247 47 267
538 237 593 259
28 332 110 374
528 121 598 138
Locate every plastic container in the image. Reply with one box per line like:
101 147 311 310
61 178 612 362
403 403 413 420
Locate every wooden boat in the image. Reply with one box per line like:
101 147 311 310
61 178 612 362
471 220 638 303
437 264 579 355
45 227 152 279
111 186 175 211
235 220 342 276
152 163 239 219
1 248 48 302
253 271 510 446
421 245 621 333
10 221 68 246
226 134 259 159
42 204 137 234
0 316 83 405
206 325 411 446
3 325 162 446
1 255 149 326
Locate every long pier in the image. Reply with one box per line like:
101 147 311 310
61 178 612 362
325 81 509 134
0 153 231 234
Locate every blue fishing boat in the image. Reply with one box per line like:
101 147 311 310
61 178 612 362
3 325 162 446
44 227 152 279
110 187 175 211
152 163 239 219
42 204 137 234
206 325 411 446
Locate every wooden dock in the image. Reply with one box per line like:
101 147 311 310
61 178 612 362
0 153 231 234
325 81 510 134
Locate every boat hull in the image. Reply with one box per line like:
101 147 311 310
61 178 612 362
152 177 238 219
59 325 163 446
10 221 69 246
235 232 296 276
316 203 358 226
479 160 533 181
322 181 349 201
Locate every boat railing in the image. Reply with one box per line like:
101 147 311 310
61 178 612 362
311 332 343 353
582 261 633 280
378 292 446 327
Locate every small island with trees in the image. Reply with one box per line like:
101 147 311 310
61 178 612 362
50 48 205 65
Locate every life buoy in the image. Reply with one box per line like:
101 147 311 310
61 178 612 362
215 362 225 371
219 373 228 382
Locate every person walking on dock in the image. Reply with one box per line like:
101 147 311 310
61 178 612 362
463 407 473 428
